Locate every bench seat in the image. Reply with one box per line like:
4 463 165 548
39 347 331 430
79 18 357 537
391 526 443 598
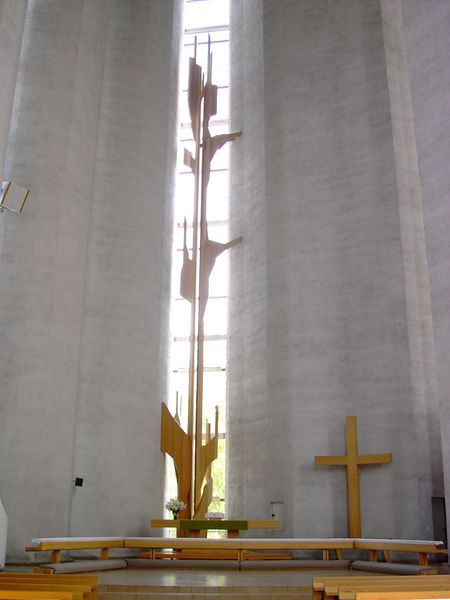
29 538 124 550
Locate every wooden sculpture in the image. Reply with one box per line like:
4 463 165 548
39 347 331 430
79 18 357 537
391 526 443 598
315 416 392 537
161 38 241 522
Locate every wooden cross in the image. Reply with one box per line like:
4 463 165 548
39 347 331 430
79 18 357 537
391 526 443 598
314 416 392 537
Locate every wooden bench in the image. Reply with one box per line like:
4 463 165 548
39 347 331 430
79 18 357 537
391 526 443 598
25 536 447 571
125 537 354 561
0 592 75 600
0 576 98 593
338 583 450 600
356 593 450 600
0 574 97 600
132 537 444 565
312 575 450 600
0 583 93 600
26 538 125 564
353 539 446 566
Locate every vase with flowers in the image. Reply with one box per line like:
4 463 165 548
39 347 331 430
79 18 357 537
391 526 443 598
165 497 187 520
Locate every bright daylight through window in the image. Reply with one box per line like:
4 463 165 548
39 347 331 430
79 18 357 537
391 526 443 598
166 0 231 531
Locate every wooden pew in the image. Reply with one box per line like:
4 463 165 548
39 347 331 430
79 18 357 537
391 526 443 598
0 585 89 600
0 577 97 600
356 592 450 600
0 574 96 600
320 577 450 600
0 576 98 591
0 591 74 600
338 584 450 600
312 576 450 600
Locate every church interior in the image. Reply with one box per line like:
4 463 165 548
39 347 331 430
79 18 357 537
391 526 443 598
1 0 450 597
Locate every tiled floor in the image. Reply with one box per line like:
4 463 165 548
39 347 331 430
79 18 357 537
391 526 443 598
4 564 371 588
97 567 349 586
5 562 449 598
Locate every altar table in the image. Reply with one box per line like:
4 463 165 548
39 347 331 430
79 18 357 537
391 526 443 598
150 519 279 538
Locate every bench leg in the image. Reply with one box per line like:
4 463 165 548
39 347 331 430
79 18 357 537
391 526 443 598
51 550 61 564
369 550 378 562
419 552 428 566
336 549 344 560
383 550 391 563
101 548 109 560
322 549 329 560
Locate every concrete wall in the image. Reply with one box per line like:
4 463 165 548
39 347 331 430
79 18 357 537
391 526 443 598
0 0 109 559
0 0 27 179
228 0 440 538
0 0 181 559
70 0 181 537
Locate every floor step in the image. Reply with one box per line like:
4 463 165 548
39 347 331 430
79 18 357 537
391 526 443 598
98 584 310 598
99 587 311 600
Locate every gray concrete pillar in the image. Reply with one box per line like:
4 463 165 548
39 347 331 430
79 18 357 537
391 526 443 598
399 0 450 546
69 0 182 536
380 0 442 536
0 0 108 559
228 0 440 538
0 0 27 179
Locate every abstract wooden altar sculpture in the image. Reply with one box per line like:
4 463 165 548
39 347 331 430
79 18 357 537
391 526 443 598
161 39 241 521
315 416 392 537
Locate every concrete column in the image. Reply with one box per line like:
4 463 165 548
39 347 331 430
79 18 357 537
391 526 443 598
380 0 442 536
399 0 450 545
0 0 27 179
0 498 6 569
69 0 181 536
228 0 269 524
229 0 440 538
0 0 108 559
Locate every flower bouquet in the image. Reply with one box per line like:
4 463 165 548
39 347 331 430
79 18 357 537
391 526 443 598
165 497 187 520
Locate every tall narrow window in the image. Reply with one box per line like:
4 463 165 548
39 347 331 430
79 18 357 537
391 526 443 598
166 0 231 529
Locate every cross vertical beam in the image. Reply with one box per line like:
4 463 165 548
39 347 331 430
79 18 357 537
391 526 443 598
346 415 361 538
